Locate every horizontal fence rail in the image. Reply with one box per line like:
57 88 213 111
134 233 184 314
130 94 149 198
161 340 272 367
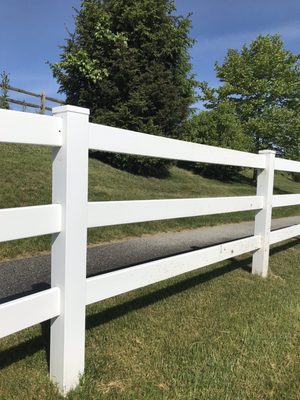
89 123 266 168
0 109 63 146
275 157 300 173
0 288 60 338
1 84 65 104
86 235 261 305
88 196 263 228
7 97 52 112
270 224 300 245
0 204 61 242
273 194 300 208
1 83 65 114
0 106 299 394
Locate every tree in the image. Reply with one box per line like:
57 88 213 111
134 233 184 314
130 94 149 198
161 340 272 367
200 34 300 161
50 0 198 176
183 102 251 180
0 71 9 110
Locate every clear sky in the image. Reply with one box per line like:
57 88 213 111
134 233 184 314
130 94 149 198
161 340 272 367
1 0 300 108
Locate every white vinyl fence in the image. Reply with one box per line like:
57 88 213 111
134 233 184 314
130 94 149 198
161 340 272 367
0 105 300 393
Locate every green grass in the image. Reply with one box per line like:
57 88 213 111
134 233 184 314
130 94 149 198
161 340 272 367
0 239 299 399
0 143 299 259
0 144 299 398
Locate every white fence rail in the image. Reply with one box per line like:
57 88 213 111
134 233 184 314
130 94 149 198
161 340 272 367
87 196 263 227
0 106 299 394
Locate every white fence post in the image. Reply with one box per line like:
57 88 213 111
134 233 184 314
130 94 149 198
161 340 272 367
252 150 276 277
50 105 89 393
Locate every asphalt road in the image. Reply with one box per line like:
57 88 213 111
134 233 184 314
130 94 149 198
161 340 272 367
1 216 300 304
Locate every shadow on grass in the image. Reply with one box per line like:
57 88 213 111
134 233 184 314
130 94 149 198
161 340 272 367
0 320 50 371
0 237 299 372
273 186 294 195
89 151 171 179
85 256 244 331
85 237 300 331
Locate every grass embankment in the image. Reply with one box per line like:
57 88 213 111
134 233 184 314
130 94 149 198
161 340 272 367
0 143 299 260
0 239 299 399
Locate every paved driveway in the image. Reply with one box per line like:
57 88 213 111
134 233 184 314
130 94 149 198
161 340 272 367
1 216 299 304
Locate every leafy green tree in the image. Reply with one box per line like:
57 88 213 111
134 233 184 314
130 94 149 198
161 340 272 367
183 102 251 180
0 71 9 110
201 34 300 160
50 0 198 176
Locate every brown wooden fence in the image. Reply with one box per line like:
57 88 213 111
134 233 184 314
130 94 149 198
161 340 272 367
0 84 65 113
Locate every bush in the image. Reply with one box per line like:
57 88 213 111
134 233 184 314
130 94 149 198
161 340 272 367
182 103 251 180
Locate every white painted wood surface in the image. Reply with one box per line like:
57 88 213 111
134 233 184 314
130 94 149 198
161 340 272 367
86 235 261 305
89 123 265 169
0 204 61 242
88 196 263 227
50 106 89 394
270 224 300 245
275 157 300 173
0 109 63 147
273 194 300 208
0 288 60 338
252 151 276 277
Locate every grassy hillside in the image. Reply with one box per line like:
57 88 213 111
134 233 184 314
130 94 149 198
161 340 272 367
0 143 299 259
0 239 299 399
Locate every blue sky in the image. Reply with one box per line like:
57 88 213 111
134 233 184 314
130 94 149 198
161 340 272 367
1 0 300 108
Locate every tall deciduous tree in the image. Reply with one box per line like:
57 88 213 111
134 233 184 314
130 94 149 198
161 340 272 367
201 34 300 160
50 0 198 176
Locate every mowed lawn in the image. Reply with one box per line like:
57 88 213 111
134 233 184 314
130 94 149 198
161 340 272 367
0 143 299 399
0 143 299 260
0 239 299 399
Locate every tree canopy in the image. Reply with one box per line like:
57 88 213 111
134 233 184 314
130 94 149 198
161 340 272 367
200 34 300 160
183 102 251 179
50 0 198 176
